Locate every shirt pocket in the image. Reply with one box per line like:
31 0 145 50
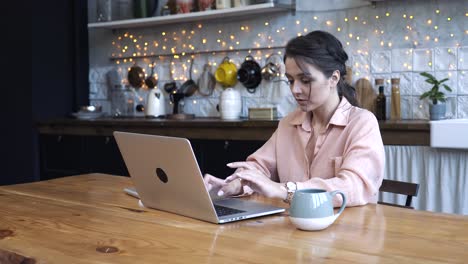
330 156 343 176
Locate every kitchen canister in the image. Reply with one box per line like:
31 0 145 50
219 88 242 120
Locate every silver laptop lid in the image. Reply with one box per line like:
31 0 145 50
114 131 219 223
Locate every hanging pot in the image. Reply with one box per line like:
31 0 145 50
144 61 158 89
237 55 262 93
198 63 215 96
164 61 178 93
180 58 199 97
128 63 145 88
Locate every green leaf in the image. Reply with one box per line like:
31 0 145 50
443 84 452 92
420 72 436 80
425 79 436 85
438 78 449 84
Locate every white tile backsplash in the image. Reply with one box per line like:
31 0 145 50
458 71 468 95
412 96 429 120
434 47 458 71
371 50 391 73
413 49 434 72
391 49 413 72
458 47 468 70
457 96 468 118
445 96 457 119
435 71 457 95
412 72 434 96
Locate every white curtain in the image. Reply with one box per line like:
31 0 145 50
381 146 468 215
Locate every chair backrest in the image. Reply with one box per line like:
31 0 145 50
378 179 420 209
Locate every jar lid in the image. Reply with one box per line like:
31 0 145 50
391 78 400 84
375 79 384 85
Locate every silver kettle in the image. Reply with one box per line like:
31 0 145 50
145 86 166 117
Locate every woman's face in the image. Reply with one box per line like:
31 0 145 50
285 57 337 112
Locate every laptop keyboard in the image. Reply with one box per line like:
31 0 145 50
214 204 245 216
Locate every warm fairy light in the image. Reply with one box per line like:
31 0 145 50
162 46 166 50
356 36 360 40
236 41 240 45
388 42 392 47
354 16 358 21
337 27 341 32
375 15 379 19
202 38 206 44
198 24 202 28
218 30 222 33
450 33 454 37
303 28 308 32
425 35 430 41
434 37 439 42
240 26 245 30
466 12 468 16
230 35 235 40
313 16 318 20
296 20 300 25
326 20 332 26
297 33 302 36
162 32 166 36
264 22 269 26
434 25 438 30
403 14 407 18
447 17 452 21
217 39 221 43
404 35 409 40
436 9 440 14
414 41 418 46
427 19 432 24
133 39 137 43
380 41 384 46
349 33 353 38
344 18 348 22
385 12 390 17
409 15 414 19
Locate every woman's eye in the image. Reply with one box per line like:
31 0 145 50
287 79 294 85
300 78 311 84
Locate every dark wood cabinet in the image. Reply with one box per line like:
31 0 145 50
39 134 265 181
39 135 129 180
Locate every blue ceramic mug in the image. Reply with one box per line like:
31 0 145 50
289 189 346 231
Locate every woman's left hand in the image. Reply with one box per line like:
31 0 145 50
225 162 285 199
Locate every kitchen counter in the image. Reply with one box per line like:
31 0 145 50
37 117 430 145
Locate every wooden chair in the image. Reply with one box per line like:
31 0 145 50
378 179 420 209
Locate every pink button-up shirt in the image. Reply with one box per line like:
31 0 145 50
245 97 385 207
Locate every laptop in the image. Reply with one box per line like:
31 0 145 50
113 131 285 224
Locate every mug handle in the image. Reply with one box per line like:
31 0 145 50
330 190 347 215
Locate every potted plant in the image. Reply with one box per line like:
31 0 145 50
419 72 452 120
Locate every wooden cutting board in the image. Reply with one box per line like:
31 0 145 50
355 78 376 113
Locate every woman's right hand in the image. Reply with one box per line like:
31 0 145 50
203 173 243 197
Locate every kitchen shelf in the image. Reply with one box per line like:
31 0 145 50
88 2 294 30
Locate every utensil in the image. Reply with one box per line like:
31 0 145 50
145 61 158 89
198 64 215 96
180 59 198 97
215 57 238 88
237 55 262 93
164 61 178 93
128 63 145 88
261 54 282 81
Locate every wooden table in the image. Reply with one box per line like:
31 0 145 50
1 174 466 263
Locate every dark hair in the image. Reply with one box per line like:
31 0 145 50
284 30 358 106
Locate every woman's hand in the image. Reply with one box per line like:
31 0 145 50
225 162 286 199
203 173 243 197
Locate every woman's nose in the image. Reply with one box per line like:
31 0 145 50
291 82 301 94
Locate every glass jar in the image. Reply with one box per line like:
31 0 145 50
390 78 401 120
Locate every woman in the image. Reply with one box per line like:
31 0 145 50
204 31 385 207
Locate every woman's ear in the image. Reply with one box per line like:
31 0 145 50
330 70 340 87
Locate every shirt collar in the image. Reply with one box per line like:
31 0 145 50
289 97 353 131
